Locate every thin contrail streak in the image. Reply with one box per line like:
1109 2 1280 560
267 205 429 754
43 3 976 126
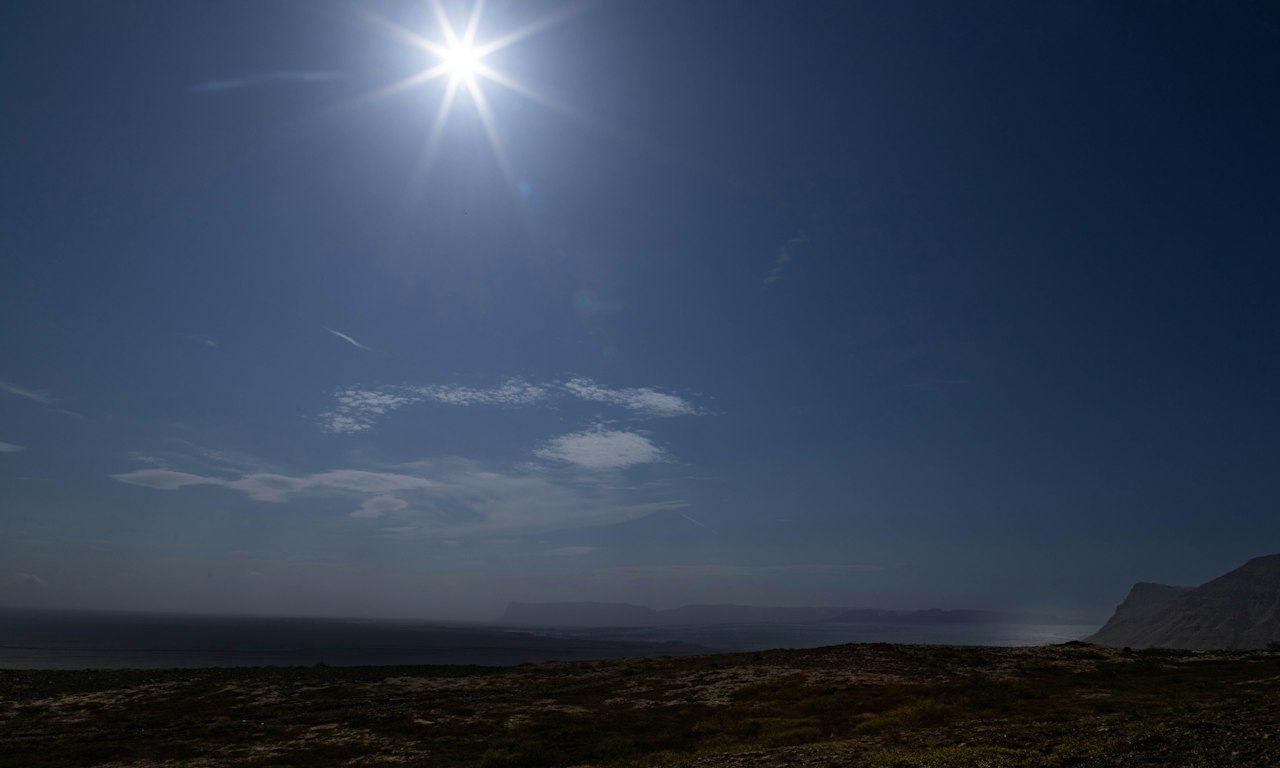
325 327 374 351
192 71 341 94
679 513 710 529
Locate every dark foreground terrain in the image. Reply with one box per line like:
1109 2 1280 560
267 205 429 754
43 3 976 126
3 642 1278 767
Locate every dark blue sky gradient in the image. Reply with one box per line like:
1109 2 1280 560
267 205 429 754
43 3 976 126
2 0 1277 620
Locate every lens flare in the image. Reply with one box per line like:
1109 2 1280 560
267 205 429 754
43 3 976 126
349 0 595 211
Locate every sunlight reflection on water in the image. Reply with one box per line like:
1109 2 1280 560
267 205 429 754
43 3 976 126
561 622 1099 651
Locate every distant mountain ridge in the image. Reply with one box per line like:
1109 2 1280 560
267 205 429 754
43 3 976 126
499 602 1074 627
499 602 844 627
1089 554 1280 650
832 608 1071 625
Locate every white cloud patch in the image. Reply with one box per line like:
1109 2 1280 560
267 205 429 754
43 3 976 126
535 428 665 470
320 380 547 434
320 377 697 434
0 441 24 453
408 381 548 408
764 230 809 285
354 495 409 519
111 469 210 491
110 459 683 537
321 389 418 434
562 378 698 417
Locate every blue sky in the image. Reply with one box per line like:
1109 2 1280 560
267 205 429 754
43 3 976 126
2 0 1278 621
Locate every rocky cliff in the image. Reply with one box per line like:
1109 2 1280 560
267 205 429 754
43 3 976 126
1089 554 1280 649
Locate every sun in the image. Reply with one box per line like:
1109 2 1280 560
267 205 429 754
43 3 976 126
393 1 511 98
354 1 586 202
441 42 482 83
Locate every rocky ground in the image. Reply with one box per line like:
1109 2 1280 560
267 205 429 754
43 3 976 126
3 641 1279 767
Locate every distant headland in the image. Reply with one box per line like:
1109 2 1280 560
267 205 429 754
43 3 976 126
1090 553 1280 650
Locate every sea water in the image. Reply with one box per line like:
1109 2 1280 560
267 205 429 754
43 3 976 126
0 609 701 669
0 608 1097 669
560 620 1098 651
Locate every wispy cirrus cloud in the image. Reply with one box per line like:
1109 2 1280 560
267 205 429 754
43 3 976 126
192 71 342 94
319 377 695 434
0 380 55 405
112 467 436 503
13 572 48 588
159 441 279 475
0 441 25 454
126 452 170 467
535 427 665 470
111 458 683 537
178 333 218 348
0 379 84 418
764 230 809 285
116 441 282 482
541 546 596 556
